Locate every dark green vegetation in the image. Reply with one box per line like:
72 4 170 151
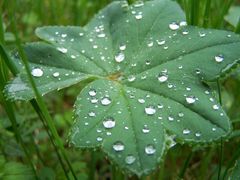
1 0 240 179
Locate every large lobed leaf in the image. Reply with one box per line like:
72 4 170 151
5 0 240 176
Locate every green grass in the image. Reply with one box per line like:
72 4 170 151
0 0 240 179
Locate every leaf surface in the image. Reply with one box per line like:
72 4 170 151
5 0 240 176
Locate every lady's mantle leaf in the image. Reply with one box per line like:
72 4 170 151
5 0 240 176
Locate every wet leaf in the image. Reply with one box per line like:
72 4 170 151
5 0 240 176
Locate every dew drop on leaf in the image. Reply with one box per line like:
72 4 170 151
138 99 145 104
31 68 43 77
183 129 191 135
213 104 219 110
115 52 125 63
128 75 136 82
125 155 136 165
97 137 103 142
57 47 68 53
169 22 180 30
119 44 126 51
145 106 156 115
103 117 116 129
89 89 97 96
156 40 166 46
145 144 156 155
158 73 168 83
142 125 150 133
195 132 201 137
186 96 196 104
135 14 143 20
113 141 125 152
101 97 112 106
53 72 60 77
215 54 224 63
88 111 96 117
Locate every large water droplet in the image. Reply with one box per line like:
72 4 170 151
31 68 43 77
115 52 125 63
186 96 196 104
125 155 136 165
145 144 156 155
169 22 180 30
145 106 156 115
113 141 125 152
103 117 116 129
101 97 112 106
215 54 224 63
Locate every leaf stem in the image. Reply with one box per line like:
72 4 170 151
178 150 193 179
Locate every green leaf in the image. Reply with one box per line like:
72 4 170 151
225 6 240 27
5 0 240 176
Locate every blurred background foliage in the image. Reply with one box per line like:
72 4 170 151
0 0 240 179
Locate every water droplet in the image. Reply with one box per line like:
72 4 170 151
157 104 163 109
125 155 136 164
178 112 184 117
212 127 216 131
88 111 96 117
57 47 68 53
79 32 84 36
61 34 67 38
145 106 156 115
147 41 153 47
101 97 112 106
91 98 98 104
168 116 174 121
98 33 106 38
195 132 201 137
138 99 145 104
183 129 191 135
169 22 180 30
135 14 143 20
182 30 189 35
179 21 187 26
128 75 136 82
71 55 76 59
53 72 60 77
213 104 219 110
31 68 43 77
145 144 156 155
113 141 125 152
103 117 116 129
199 32 206 37
215 54 224 63
186 96 196 104
119 44 126 51
89 89 97 96
97 137 103 142
115 52 125 63
158 73 168 83
145 60 151 65
156 40 166 46
142 126 150 133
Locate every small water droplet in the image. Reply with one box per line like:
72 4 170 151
91 98 98 104
169 22 180 30
142 126 150 133
79 32 84 36
145 144 156 155
138 99 145 104
53 72 60 77
156 40 166 46
179 21 187 26
183 129 191 135
135 14 143 20
125 155 136 164
57 47 68 53
212 127 216 131
31 68 43 77
168 116 174 121
97 137 103 142
186 96 196 104
147 41 153 47
101 97 112 106
128 75 136 82
98 33 106 38
88 111 96 117
213 104 219 110
103 117 116 129
215 54 224 63
113 141 125 152
182 30 189 35
115 52 125 63
195 132 201 137
199 32 206 37
89 89 97 96
119 44 126 51
145 106 156 115
178 112 184 117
